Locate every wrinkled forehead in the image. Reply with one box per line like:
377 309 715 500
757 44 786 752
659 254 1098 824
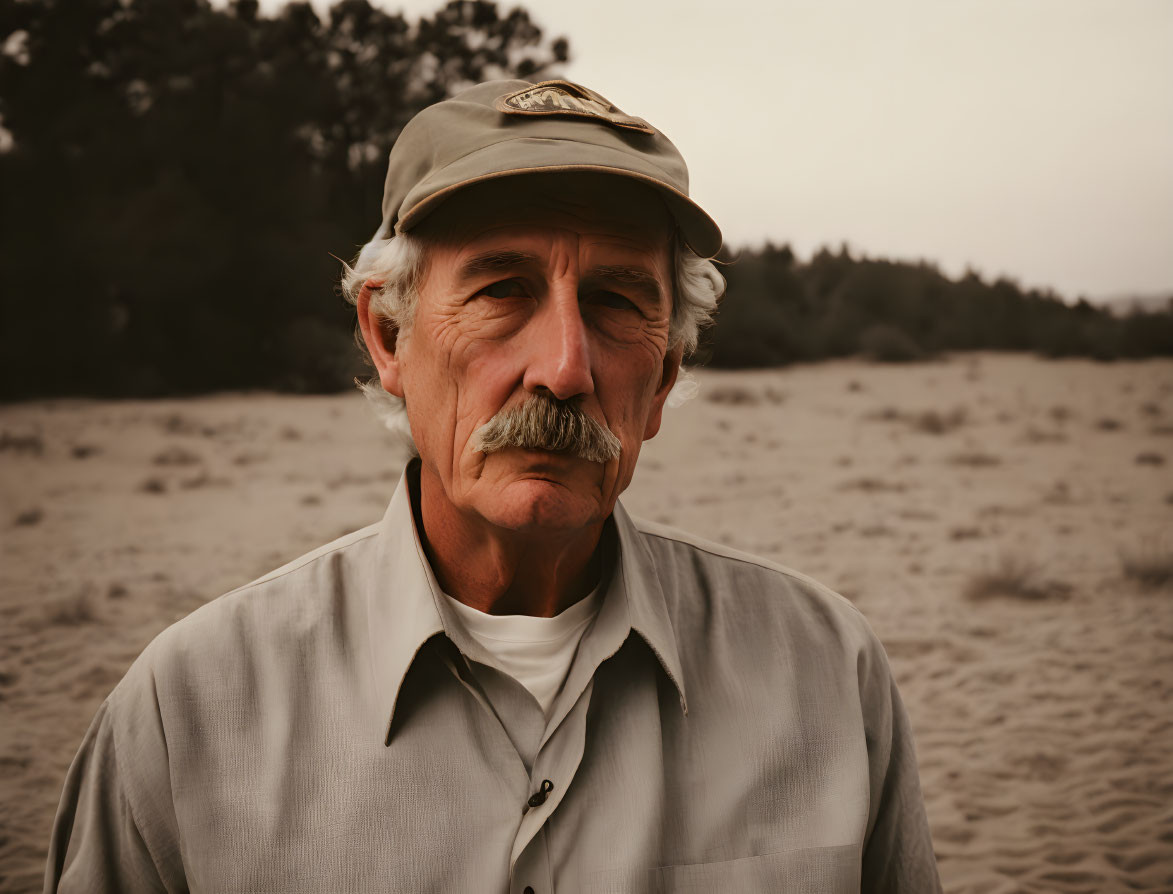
414 173 676 256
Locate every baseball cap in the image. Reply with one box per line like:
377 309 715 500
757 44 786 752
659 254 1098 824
376 78 723 259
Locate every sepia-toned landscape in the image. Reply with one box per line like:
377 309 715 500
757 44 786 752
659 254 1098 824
2 352 1171 893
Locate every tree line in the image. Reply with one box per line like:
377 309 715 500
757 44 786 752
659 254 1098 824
702 243 1173 368
1 0 1168 400
0 0 567 399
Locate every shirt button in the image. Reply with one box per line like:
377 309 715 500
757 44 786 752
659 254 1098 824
526 779 554 809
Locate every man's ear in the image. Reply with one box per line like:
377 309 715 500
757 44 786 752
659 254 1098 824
643 343 684 440
356 279 406 398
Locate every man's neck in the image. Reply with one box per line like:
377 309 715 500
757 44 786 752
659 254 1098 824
409 463 605 618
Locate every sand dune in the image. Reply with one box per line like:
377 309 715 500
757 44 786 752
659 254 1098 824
2 353 1171 892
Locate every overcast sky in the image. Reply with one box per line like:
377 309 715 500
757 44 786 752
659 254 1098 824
266 0 1172 301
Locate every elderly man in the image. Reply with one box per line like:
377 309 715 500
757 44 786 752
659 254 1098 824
46 79 941 892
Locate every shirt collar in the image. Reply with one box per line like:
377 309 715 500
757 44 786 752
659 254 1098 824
609 499 689 716
367 460 688 746
365 462 444 747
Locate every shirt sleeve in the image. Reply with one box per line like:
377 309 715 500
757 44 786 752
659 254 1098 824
44 684 186 893
858 631 943 894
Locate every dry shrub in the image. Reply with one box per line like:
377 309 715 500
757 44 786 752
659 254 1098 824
47 592 97 626
1135 452 1165 466
898 508 937 521
1022 426 1066 445
161 413 217 437
1095 417 1124 432
161 413 194 434
913 408 968 435
13 507 43 527
863 406 967 434
182 472 228 489
71 443 101 459
1049 405 1073 424
704 384 761 406
763 386 787 405
153 445 202 466
977 503 1027 518
838 477 907 493
1140 402 1162 418
233 451 269 466
1042 481 1072 505
866 406 904 423
1120 545 1173 590
964 554 1072 602
948 451 1002 468
0 430 44 455
950 526 983 541
139 476 167 494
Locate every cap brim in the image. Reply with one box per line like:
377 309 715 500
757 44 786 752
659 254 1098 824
395 140 723 259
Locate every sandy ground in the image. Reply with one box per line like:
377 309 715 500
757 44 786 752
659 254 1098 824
2 352 1171 893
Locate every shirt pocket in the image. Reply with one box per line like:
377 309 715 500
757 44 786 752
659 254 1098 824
655 843 859 893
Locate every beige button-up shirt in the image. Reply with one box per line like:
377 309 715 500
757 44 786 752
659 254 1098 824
46 463 941 893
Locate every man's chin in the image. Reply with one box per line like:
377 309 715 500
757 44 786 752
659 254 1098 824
477 475 609 533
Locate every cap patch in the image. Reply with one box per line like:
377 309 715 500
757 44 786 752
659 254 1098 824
494 80 656 135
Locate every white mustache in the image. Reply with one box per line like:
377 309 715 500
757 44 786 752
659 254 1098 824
472 393 622 463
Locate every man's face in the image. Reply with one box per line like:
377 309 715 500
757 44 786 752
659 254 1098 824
383 174 680 534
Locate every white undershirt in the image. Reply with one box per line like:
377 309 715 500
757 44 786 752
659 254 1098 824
441 585 604 719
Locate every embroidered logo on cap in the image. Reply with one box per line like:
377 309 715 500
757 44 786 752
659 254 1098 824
494 80 656 135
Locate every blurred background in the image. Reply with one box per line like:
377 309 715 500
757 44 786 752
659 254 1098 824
2 2 1172 892
1 0 1170 399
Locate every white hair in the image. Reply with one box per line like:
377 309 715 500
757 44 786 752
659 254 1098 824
340 228 725 445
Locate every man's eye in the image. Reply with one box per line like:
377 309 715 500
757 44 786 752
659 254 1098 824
481 279 527 299
586 291 637 311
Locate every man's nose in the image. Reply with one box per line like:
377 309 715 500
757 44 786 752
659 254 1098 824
521 288 594 401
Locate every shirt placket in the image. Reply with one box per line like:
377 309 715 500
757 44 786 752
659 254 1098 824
509 677 594 893
423 524 639 893
510 827 553 894
436 633 596 893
